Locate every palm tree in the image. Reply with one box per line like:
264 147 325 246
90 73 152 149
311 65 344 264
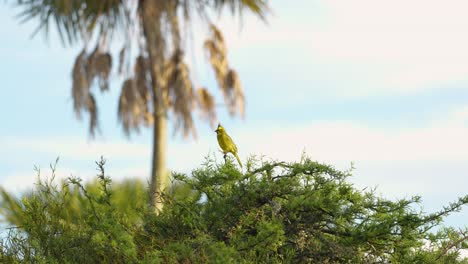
13 0 269 213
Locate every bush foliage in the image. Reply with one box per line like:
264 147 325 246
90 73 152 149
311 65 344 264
1 156 468 263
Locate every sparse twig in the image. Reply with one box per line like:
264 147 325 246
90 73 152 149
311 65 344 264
96 156 112 205
436 229 468 260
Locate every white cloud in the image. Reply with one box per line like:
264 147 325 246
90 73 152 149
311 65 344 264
237 110 468 165
1 172 39 194
2 138 149 160
215 0 468 97
449 106 468 124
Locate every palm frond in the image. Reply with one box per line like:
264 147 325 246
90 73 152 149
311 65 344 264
72 49 90 119
86 93 99 136
71 47 112 135
175 0 269 22
225 69 245 117
118 79 137 135
196 87 217 127
94 53 112 92
211 0 270 20
134 55 152 103
15 0 130 45
164 49 196 138
118 78 151 136
118 46 127 75
167 1 181 49
204 24 245 117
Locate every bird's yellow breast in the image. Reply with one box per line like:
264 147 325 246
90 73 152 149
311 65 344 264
217 131 237 153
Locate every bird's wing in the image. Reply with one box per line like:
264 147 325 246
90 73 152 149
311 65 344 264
226 134 238 152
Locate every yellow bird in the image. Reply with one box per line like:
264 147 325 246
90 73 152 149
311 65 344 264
215 124 242 168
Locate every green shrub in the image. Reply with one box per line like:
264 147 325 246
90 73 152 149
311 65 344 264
1 155 467 263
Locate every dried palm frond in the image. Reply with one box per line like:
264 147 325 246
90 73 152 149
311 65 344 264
143 110 154 125
204 24 228 88
118 46 126 75
225 69 245 117
164 49 196 138
134 55 151 102
81 43 113 92
85 47 99 79
204 23 245 118
167 0 181 49
72 49 90 119
71 47 112 136
196 87 216 127
118 78 150 135
86 93 98 136
118 79 137 134
209 24 225 50
83 44 112 92
211 0 270 20
204 39 228 83
133 55 152 127
94 52 112 91
16 0 131 45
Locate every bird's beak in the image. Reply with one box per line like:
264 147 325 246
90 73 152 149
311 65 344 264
214 129 218 133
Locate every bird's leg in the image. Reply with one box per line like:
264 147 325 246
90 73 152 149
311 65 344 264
223 153 227 163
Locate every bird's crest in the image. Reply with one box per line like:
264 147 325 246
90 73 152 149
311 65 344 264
215 123 224 133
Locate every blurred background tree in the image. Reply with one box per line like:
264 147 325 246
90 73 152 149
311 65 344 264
11 0 269 213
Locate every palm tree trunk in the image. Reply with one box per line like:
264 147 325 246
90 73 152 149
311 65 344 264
149 110 167 213
139 0 169 213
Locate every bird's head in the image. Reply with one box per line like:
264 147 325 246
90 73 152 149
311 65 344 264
215 123 224 134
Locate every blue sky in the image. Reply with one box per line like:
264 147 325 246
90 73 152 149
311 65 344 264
1 0 468 228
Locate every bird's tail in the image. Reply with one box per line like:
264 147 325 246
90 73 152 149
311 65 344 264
234 153 243 168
